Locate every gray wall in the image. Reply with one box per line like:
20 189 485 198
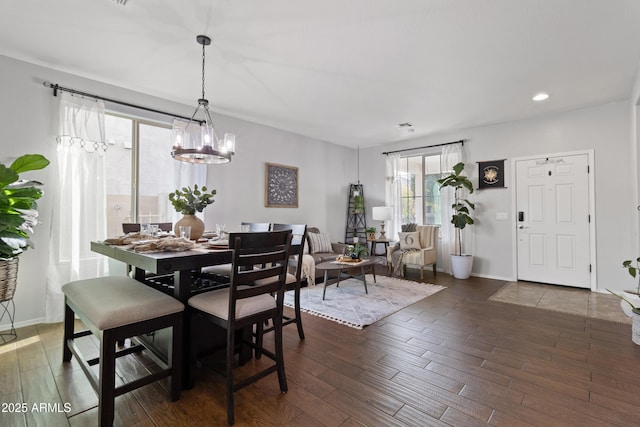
359 101 634 292
0 54 355 329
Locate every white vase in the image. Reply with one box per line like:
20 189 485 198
633 315 640 345
450 254 473 279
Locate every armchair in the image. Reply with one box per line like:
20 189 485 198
387 225 438 279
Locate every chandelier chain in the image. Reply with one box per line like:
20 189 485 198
201 41 206 100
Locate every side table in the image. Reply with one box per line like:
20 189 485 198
368 239 393 256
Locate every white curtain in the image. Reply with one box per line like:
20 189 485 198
44 93 108 322
440 143 463 274
385 153 402 241
171 119 208 225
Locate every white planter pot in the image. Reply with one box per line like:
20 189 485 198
620 290 640 317
451 254 473 279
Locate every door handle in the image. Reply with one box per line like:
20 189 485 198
518 225 529 229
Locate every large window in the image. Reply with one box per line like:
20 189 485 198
398 153 443 226
104 114 174 237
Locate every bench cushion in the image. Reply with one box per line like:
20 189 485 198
62 277 184 330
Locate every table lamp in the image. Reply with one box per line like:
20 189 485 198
372 206 393 239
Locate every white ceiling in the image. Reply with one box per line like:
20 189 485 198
2 0 640 148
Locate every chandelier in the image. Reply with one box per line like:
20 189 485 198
171 35 236 164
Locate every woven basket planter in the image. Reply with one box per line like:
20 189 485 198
0 258 18 303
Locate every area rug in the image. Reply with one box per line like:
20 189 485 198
283 274 446 329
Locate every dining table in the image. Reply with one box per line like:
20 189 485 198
91 240 235 386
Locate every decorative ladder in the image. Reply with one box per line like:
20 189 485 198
345 183 367 243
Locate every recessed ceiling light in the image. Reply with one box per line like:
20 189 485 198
532 92 549 101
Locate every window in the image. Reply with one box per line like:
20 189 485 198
104 114 174 237
398 153 443 226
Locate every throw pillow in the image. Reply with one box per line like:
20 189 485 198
307 232 332 253
398 231 421 250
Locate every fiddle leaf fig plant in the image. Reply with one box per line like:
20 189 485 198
168 184 216 215
437 162 475 256
0 154 50 259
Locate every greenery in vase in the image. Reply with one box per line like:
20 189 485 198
0 154 50 259
437 162 475 256
168 184 216 215
365 226 376 233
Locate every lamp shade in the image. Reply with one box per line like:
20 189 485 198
372 206 393 221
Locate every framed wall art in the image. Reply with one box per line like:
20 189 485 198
265 163 298 208
477 159 506 189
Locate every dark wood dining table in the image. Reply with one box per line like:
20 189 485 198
91 241 232 302
91 241 234 385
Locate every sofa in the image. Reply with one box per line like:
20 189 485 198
304 227 347 282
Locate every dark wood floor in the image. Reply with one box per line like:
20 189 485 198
2 265 640 426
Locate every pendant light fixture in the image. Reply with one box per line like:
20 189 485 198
171 35 236 164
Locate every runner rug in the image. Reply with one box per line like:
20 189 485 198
283 274 446 330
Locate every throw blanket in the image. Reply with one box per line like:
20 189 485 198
391 248 420 276
300 254 316 287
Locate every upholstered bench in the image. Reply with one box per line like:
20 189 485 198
62 276 184 426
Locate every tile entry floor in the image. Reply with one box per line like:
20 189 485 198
489 281 631 324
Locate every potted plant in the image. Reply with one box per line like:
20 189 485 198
365 226 377 241
346 243 368 260
608 258 640 317
353 194 364 214
607 259 640 344
0 153 49 341
437 162 475 279
168 184 216 240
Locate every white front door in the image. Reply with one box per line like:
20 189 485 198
515 154 591 288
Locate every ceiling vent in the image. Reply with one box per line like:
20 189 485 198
396 122 415 132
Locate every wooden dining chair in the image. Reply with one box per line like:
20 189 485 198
187 230 292 425
259 223 307 341
240 222 271 232
122 222 173 234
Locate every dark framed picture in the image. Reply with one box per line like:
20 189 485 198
478 159 506 189
265 163 298 208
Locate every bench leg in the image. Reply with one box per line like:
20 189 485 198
99 330 116 427
63 302 74 362
170 314 183 401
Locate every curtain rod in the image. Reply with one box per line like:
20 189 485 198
381 139 466 155
42 81 204 125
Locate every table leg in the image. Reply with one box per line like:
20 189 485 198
371 263 377 283
322 270 329 300
360 266 368 294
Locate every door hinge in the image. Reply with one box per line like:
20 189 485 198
588 214 591 223
587 165 590 173
589 264 592 273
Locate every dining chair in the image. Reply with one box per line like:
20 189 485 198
187 230 292 425
240 222 271 232
202 222 272 276
122 222 173 234
258 223 307 341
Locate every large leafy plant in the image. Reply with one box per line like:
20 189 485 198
0 154 50 259
168 184 216 215
437 162 475 256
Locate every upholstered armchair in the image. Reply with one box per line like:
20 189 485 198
387 225 438 279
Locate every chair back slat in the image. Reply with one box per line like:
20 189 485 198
228 231 292 312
